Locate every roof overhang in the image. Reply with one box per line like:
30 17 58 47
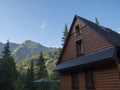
54 46 117 72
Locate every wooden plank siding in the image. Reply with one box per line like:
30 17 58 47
78 72 86 90
94 67 120 90
60 73 86 90
61 19 112 62
57 16 120 90
60 65 120 90
60 74 72 90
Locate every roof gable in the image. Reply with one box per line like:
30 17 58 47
76 15 120 46
57 15 120 64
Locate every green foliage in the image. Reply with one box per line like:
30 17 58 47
46 59 59 80
13 73 26 90
2 40 11 57
29 60 34 81
62 24 69 46
36 52 48 79
0 41 60 90
15 60 35 90
46 48 61 60
0 40 17 90
12 48 61 90
95 17 99 25
17 48 61 80
25 68 33 90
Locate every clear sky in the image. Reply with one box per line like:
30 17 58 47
0 0 120 47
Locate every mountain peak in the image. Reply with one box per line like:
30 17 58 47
21 40 41 48
0 40 55 61
23 40 39 44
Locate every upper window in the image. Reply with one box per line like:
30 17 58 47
85 71 94 89
71 73 78 89
76 40 83 55
75 24 81 35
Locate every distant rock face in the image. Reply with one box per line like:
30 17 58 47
0 40 54 61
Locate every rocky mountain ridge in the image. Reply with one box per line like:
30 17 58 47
0 40 55 61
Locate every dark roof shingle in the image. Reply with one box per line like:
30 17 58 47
54 46 117 71
76 15 120 46
56 15 120 67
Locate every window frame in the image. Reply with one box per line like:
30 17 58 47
85 71 94 89
75 24 81 36
71 73 79 89
76 40 84 55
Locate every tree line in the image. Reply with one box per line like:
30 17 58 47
0 24 69 90
0 40 49 90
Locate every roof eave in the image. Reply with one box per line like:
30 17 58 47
54 46 117 72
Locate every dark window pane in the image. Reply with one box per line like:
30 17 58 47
76 40 83 55
86 71 94 89
71 73 78 89
75 25 81 35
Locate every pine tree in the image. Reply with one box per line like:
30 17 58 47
29 60 34 81
13 73 26 90
0 58 6 89
0 40 17 90
25 68 31 90
95 17 99 25
37 52 47 79
61 24 69 46
2 40 11 57
24 60 34 90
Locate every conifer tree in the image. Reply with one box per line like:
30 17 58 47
95 17 99 25
37 52 47 79
29 60 34 81
13 73 26 90
61 24 69 46
0 40 17 90
24 60 34 90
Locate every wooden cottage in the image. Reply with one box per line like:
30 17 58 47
54 15 120 90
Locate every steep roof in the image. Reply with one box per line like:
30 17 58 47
76 15 120 46
57 15 120 64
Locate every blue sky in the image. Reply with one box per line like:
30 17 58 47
0 0 120 47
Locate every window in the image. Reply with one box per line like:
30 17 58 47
85 71 94 89
76 40 83 55
71 73 78 89
75 24 81 35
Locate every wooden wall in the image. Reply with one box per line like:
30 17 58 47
94 67 120 90
61 18 112 62
60 66 120 90
59 17 120 90
60 74 72 90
